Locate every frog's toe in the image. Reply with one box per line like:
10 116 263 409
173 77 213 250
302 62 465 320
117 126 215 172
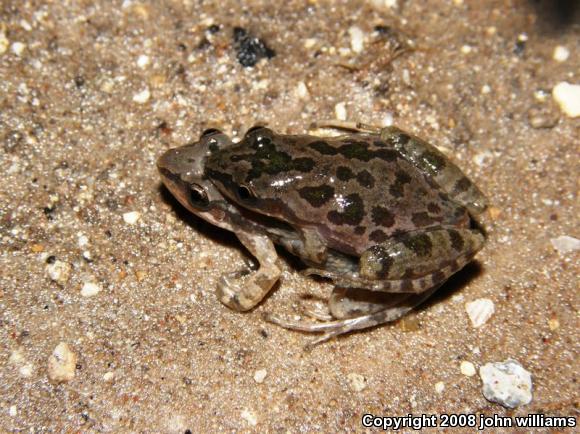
216 275 252 311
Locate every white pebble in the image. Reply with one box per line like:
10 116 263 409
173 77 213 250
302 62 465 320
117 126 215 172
19 364 34 377
123 211 141 224
465 298 495 328
11 42 26 56
472 150 493 167
0 33 8 55
479 359 532 408
78 234 89 247
295 81 310 100
552 46 569 62
461 44 472 54
81 281 101 297
46 260 72 286
103 371 115 382
137 54 150 68
348 26 365 53
241 409 258 426
460 361 477 377
434 381 445 394
253 369 267 383
133 87 151 104
9 405 17 417
481 84 491 94
47 342 77 382
552 82 580 118
550 235 580 254
335 102 347 121
347 373 367 392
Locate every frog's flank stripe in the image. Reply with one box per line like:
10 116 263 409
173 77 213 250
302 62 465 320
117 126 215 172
308 139 399 162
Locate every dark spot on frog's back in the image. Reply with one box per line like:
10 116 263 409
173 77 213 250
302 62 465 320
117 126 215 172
327 193 365 226
336 166 355 181
309 140 337 155
403 233 433 256
371 206 395 227
354 226 366 235
453 177 471 194
356 170 375 188
298 184 335 208
411 212 438 226
389 170 412 198
369 229 388 243
448 229 464 251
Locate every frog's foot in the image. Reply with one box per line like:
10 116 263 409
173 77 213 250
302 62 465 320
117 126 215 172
264 285 440 348
217 230 282 311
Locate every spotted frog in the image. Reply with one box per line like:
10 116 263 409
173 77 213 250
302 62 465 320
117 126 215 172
157 122 487 345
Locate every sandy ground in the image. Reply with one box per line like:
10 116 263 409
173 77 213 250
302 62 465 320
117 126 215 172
1 0 578 432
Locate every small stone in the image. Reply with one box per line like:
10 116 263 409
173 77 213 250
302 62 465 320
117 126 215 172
78 234 89 247
347 373 367 392
81 281 101 297
527 106 558 129
335 102 347 121
295 81 310 100
123 211 141 224
479 359 532 408
434 381 445 394
381 112 394 127
552 82 580 118
133 87 151 104
551 235 580 254
253 369 267 383
348 26 365 53
11 42 26 56
461 44 472 54
137 54 150 68
552 46 569 62
481 84 491 94
47 342 77 382
241 409 257 426
103 371 115 382
465 298 495 328
0 33 8 55
46 260 72 286
9 405 17 417
460 361 477 377
30 243 44 253
548 317 559 331
19 364 34 377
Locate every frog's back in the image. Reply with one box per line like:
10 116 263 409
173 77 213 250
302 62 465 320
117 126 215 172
207 129 469 256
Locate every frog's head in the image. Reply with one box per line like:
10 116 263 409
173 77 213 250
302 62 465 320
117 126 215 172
157 129 237 228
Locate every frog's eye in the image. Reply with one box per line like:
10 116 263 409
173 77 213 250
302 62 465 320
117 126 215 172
245 125 266 135
189 184 210 208
236 184 256 201
201 128 222 138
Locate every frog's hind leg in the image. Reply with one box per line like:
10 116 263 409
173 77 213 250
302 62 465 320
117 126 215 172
379 126 487 215
264 284 441 348
217 230 282 311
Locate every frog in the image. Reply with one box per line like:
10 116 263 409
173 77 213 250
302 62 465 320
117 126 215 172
158 121 487 346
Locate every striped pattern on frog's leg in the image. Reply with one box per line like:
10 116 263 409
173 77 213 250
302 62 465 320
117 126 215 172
380 126 488 215
264 283 442 348
304 227 484 293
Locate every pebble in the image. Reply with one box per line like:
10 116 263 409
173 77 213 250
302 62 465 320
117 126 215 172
253 369 267 383
348 26 365 53
552 45 569 62
0 32 8 55
347 373 367 392
335 102 347 121
133 87 151 104
46 260 72 286
479 359 532 408
460 361 477 377
11 42 26 56
137 54 150 68
47 342 77 382
103 371 115 382
434 381 445 394
550 235 580 254
552 82 580 118
295 81 310 100
81 281 101 297
527 106 558 129
123 210 141 224
9 405 17 417
465 298 495 328
241 409 258 426
548 317 559 331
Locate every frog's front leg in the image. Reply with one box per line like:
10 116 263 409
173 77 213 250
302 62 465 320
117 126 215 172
217 230 282 311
